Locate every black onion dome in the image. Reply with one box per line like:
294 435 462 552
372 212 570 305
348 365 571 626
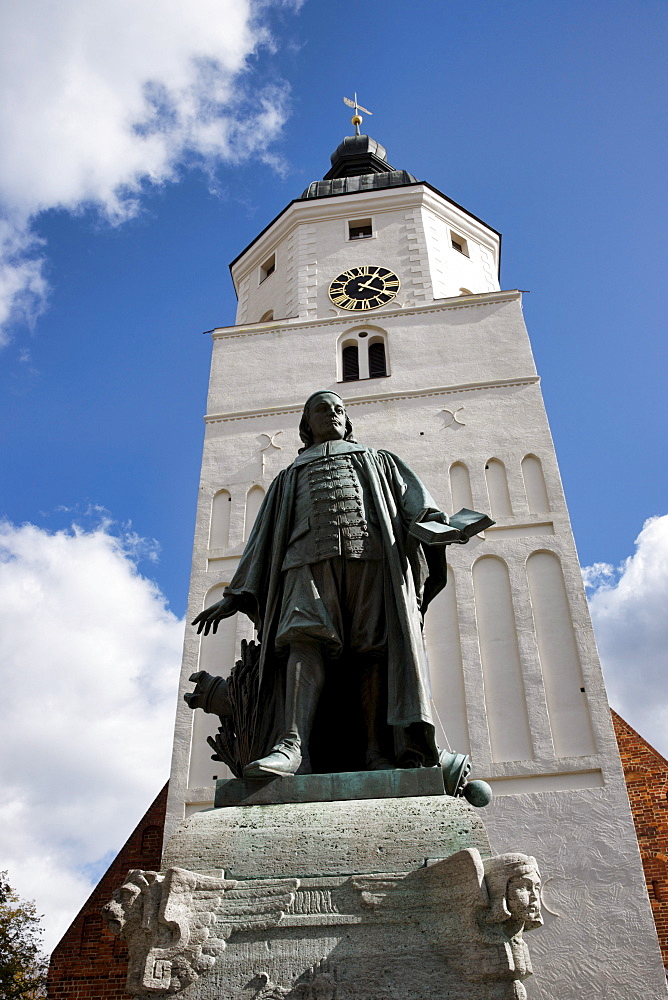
300 134 418 199
325 134 393 178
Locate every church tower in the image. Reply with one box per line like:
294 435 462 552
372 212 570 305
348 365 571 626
165 124 666 996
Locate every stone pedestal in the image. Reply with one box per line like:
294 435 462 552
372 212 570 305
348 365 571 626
104 774 542 1000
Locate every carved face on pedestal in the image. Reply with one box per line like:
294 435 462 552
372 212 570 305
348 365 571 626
506 870 543 928
102 877 144 936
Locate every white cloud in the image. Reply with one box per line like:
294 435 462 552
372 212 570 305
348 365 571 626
0 519 184 951
0 0 293 341
584 514 668 759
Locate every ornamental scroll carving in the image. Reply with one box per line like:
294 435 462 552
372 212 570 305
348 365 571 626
103 849 542 999
102 868 298 995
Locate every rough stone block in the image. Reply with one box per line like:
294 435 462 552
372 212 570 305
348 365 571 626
163 793 491 879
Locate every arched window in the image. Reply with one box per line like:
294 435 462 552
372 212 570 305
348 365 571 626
423 569 470 754
244 486 265 539
472 555 533 762
198 583 237 676
259 310 273 323
80 914 103 956
368 339 387 378
449 462 473 512
209 490 231 549
521 454 550 513
140 825 162 857
338 329 389 382
342 343 360 381
525 550 595 757
485 458 512 517
191 583 237 786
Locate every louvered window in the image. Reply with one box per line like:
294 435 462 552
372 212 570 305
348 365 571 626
369 341 387 378
342 344 359 381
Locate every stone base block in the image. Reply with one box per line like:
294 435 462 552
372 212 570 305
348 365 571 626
105 794 543 1000
163 793 491 878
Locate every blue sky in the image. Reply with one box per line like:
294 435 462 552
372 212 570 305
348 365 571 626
2 0 666 599
0 0 666 950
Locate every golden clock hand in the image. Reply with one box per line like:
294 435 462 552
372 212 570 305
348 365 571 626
357 279 382 291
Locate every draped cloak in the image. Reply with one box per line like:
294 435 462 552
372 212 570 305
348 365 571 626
222 441 449 768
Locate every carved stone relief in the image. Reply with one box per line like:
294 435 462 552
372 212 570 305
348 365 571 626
103 849 542 999
441 406 466 429
258 431 283 475
102 868 297 995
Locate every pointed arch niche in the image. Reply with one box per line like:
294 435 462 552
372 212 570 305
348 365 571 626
521 454 550 513
472 555 533 762
526 551 596 757
190 582 237 786
449 462 473 512
244 485 265 540
423 570 470 754
209 489 231 549
485 458 512 518
337 326 390 382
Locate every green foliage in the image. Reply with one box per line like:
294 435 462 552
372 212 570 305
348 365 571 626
0 873 48 1000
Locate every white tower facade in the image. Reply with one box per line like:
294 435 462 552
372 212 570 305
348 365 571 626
166 135 666 997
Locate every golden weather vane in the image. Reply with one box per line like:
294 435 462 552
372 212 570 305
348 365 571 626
343 93 373 135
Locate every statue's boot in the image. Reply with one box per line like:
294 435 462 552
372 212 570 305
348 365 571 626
243 645 324 779
361 659 395 771
242 738 302 778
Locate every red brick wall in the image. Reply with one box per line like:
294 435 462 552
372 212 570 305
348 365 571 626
47 783 168 999
611 710 668 967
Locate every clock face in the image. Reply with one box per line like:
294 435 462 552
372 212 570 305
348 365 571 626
329 265 400 311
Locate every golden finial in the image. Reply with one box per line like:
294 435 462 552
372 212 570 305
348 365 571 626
343 93 372 136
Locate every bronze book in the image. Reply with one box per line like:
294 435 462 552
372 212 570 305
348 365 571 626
409 508 495 546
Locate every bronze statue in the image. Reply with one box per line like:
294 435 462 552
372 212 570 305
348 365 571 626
192 391 477 780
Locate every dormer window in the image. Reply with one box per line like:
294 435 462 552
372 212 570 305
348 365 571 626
260 254 275 282
348 219 372 240
451 233 469 256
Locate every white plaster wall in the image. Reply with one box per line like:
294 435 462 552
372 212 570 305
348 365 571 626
230 185 500 327
166 182 665 995
207 295 536 421
423 206 499 298
486 785 668 999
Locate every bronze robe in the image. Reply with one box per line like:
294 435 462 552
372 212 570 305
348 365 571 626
223 441 449 770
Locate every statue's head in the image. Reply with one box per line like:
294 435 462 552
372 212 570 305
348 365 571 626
298 391 356 451
483 854 543 930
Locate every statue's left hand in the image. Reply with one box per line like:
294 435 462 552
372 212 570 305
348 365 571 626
424 511 449 525
191 595 236 635
422 510 466 542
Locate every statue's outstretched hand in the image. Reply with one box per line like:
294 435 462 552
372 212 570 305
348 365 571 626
423 510 466 541
424 511 449 525
192 596 236 635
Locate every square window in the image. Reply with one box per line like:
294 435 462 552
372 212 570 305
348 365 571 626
260 254 275 282
451 233 469 256
348 219 372 240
